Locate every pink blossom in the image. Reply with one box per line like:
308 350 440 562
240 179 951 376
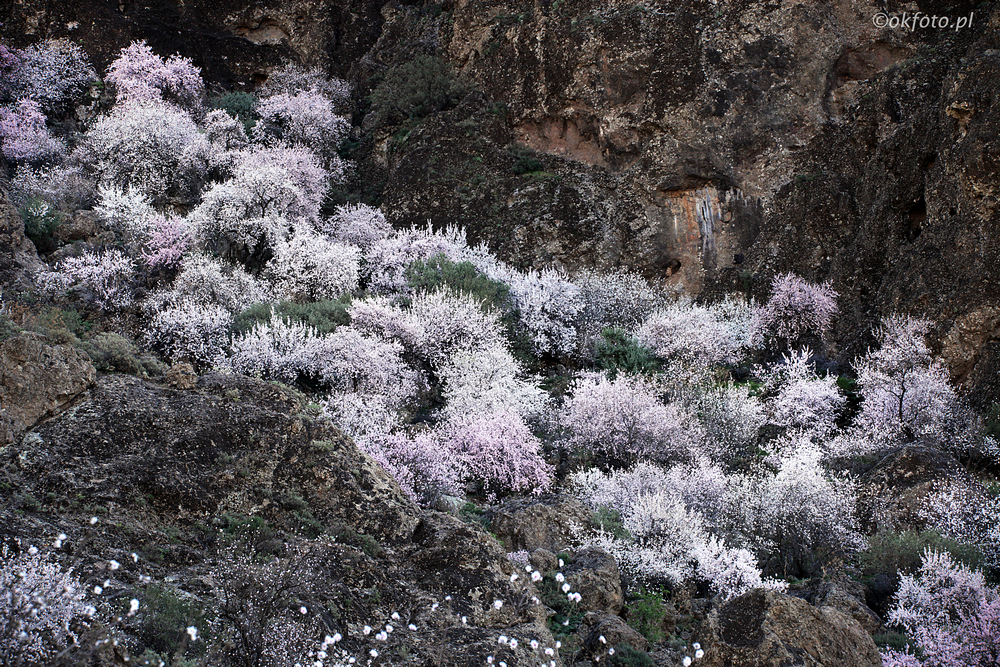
755 272 838 345
0 98 65 165
105 40 204 112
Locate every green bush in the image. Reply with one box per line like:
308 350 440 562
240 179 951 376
405 254 512 312
592 505 631 541
210 91 258 134
138 584 211 658
625 588 666 644
860 529 984 577
509 145 544 175
594 328 658 378
232 298 352 337
20 198 62 253
80 332 166 377
369 55 472 127
608 645 655 667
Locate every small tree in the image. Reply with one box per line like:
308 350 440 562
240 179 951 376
105 40 204 112
854 316 961 445
755 272 838 348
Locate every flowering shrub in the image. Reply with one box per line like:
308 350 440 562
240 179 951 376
439 412 554 500
226 316 319 384
363 223 467 294
351 289 505 368
726 444 863 576
881 549 1000 667
636 298 751 368
561 373 703 465
105 40 204 112
573 268 666 353
362 431 465 505
408 288 505 366
9 163 96 211
81 100 209 202
438 344 548 423
570 465 783 598
265 231 360 301
693 383 767 462
854 316 962 446
93 184 156 247
755 273 838 346
323 203 393 250
3 38 95 112
141 214 191 271
303 327 419 399
919 484 1000 573
0 98 65 165
0 542 91 665
507 268 581 357
146 302 233 368
39 249 136 311
145 254 270 320
255 89 350 165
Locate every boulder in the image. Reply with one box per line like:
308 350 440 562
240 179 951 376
697 589 882 667
0 332 96 445
578 612 649 656
0 197 44 290
164 362 198 390
798 576 882 635
488 495 593 553
564 546 624 615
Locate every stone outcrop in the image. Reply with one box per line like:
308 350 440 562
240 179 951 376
0 197 44 291
488 494 593 552
697 589 882 667
0 332 96 446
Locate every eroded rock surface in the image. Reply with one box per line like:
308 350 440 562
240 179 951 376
0 332 96 446
697 589 882 667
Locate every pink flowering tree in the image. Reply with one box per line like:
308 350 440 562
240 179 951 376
438 412 554 500
255 89 350 168
755 273 838 348
105 40 204 112
189 147 331 269
760 347 846 436
140 213 191 272
362 431 465 506
854 316 962 446
259 63 351 111
0 98 65 166
881 549 1000 667
3 38 95 113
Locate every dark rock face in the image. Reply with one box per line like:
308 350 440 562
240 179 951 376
697 589 882 667
0 332 96 446
7 372 420 544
